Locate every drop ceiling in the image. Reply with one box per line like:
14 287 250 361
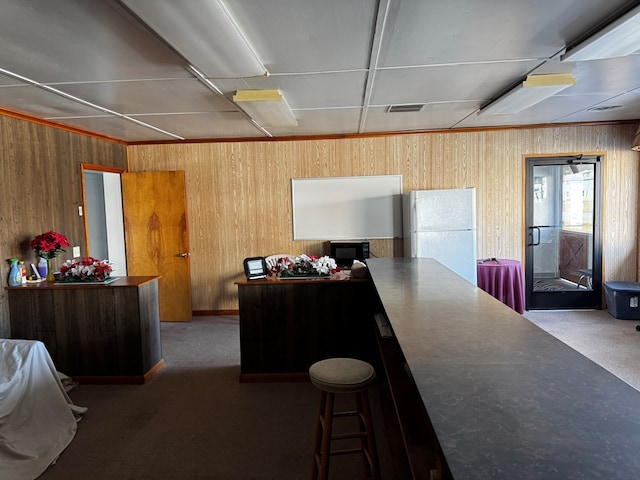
0 0 639 143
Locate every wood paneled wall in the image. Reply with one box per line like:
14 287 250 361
127 124 640 313
0 115 127 337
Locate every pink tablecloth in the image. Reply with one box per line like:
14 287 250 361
477 259 525 313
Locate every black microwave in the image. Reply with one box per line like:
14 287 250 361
330 241 370 268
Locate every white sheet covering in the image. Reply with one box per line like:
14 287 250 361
0 339 87 480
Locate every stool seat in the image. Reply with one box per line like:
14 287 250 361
309 358 376 393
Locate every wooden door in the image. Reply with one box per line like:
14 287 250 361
121 171 192 321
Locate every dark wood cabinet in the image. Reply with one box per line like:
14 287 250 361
6 276 162 383
236 277 377 381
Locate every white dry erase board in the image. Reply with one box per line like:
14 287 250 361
291 175 403 240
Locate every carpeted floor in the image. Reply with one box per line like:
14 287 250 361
39 316 393 480
524 308 640 391
39 310 640 478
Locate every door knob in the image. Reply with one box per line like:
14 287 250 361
177 252 190 257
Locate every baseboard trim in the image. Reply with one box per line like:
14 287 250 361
144 359 165 382
193 309 239 316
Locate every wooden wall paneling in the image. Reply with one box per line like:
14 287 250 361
602 136 638 282
0 114 127 337
127 124 639 313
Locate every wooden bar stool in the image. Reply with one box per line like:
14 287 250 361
309 357 381 480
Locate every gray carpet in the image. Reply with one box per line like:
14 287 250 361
524 309 640 390
39 316 393 479
39 310 638 478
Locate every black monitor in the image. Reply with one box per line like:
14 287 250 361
243 257 268 280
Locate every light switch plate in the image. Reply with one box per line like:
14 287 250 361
73 246 81 258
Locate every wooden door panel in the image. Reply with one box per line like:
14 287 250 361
122 171 192 321
559 230 589 283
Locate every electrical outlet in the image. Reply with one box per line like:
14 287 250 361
73 246 81 258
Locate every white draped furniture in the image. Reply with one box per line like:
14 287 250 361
0 339 86 480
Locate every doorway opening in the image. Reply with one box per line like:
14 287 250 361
81 164 127 277
525 155 603 310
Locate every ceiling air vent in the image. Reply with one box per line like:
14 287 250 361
587 105 622 111
387 104 425 113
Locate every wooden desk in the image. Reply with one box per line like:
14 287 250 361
235 275 376 382
368 258 640 479
6 276 163 384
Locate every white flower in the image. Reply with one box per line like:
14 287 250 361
313 255 337 274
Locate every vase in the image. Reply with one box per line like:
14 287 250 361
37 257 48 279
45 258 55 283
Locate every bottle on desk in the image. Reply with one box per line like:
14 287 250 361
8 258 21 286
18 261 27 284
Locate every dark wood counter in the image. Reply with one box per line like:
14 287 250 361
6 276 162 384
367 258 640 479
235 275 376 382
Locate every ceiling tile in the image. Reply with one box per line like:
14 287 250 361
129 111 266 139
54 79 236 115
378 0 636 67
362 103 482 133
0 0 191 83
458 93 624 129
265 108 363 137
45 115 179 142
0 85 106 118
370 61 541 106
225 0 378 73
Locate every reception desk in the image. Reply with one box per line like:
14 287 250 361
367 258 640 479
6 276 162 384
235 275 376 382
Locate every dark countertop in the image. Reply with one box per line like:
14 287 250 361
5 276 160 289
367 257 640 479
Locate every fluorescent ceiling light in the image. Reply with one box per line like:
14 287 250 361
121 0 267 78
233 90 297 127
479 73 576 116
632 125 640 151
561 5 640 62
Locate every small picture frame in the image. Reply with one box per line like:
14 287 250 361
243 257 268 280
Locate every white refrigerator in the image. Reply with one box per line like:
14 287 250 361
403 188 477 285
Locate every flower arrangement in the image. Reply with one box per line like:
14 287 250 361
59 256 113 282
269 254 340 278
29 230 70 259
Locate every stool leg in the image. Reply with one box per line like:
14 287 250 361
311 391 334 480
319 392 334 480
358 390 381 480
311 391 326 480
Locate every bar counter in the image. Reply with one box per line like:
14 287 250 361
367 258 640 479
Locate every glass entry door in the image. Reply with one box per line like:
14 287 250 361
525 156 602 310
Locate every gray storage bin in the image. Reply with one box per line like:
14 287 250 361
604 281 640 320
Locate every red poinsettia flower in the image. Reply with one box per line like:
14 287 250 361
60 256 113 282
29 231 70 259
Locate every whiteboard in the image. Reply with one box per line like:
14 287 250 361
292 175 402 240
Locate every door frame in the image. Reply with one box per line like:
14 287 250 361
524 154 603 310
81 163 127 276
